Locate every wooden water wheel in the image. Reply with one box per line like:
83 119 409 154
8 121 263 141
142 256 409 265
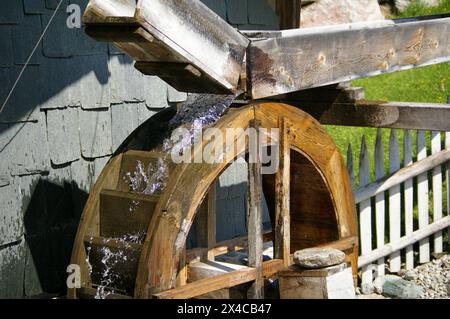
68 102 358 299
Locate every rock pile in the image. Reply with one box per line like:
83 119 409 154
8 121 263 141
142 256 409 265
400 255 450 299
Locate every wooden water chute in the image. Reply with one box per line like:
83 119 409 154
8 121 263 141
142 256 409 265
68 103 357 299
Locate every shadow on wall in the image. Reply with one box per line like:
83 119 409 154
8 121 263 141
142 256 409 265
22 177 88 296
0 1 132 135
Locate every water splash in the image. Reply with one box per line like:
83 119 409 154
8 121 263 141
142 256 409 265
90 93 238 298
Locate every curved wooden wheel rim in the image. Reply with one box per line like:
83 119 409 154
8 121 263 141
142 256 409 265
69 102 358 299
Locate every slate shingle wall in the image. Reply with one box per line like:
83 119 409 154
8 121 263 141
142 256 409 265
0 0 278 297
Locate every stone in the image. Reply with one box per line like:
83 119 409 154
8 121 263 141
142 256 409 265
403 270 418 281
279 264 356 299
301 0 385 28
78 108 113 159
378 275 424 299
293 248 346 269
226 0 248 24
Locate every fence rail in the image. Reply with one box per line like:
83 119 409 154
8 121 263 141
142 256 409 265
348 128 450 294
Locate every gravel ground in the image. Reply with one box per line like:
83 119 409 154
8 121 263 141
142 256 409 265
403 254 450 299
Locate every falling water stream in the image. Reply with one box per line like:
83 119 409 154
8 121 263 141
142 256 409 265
85 93 238 298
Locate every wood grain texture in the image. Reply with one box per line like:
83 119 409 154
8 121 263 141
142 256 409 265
374 129 385 277
388 129 401 272
404 130 414 270
247 120 264 299
248 16 450 99
69 103 357 299
274 117 291 267
417 131 430 263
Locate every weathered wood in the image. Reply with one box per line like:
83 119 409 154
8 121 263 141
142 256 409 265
247 119 264 299
447 131 450 245
83 0 249 94
153 259 284 299
359 216 450 268
359 136 373 294
69 103 358 299
186 231 274 263
207 185 217 261
275 117 291 267
188 260 249 299
84 236 142 295
404 130 414 270
374 129 385 277
431 131 443 253
100 189 158 240
248 16 450 99
355 148 450 203
389 129 401 272
276 0 302 30
417 131 430 264
290 101 450 131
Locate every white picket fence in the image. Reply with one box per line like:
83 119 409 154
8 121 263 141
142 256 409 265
348 129 450 293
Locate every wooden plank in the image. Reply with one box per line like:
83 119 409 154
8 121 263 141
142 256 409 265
355 148 450 203
84 236 142 295
153 259 284 299
248 16 450 99
347 144 355 189
431 131 443 253
359 215 450 268
417 131 430 264
188 260 249 299
83 0 249 94
207 185 217 261
447 131 450 246
100 189 158 240
296 101 450 131
276 0 302 30
358 136 373 294
404 130 414 270
247 119 264 299
186 231 274 263
388 129 401 272
275 117 291 267
374 129 385 277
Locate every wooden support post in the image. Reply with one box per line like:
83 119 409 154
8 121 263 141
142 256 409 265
276 0 302 30
275 117 291 267
247 120 264 299
207 185 217 261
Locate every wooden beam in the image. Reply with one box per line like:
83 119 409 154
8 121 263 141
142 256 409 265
276 0 302 30
299 101 450 131
207 185 217 261
274 117 291 267
153 259 283 299
186 231 274 263
358 215 450 268
355 148 450 203
83 0 249 94
248 15 450 99
247 119 264 299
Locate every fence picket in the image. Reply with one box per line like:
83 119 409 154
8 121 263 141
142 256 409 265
374 129 385 277
446 132 450 245
403 130 414 270
389 129 401 272
359 136 373 293
417 130 430 263
431 131 443 253
347 143 355 189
